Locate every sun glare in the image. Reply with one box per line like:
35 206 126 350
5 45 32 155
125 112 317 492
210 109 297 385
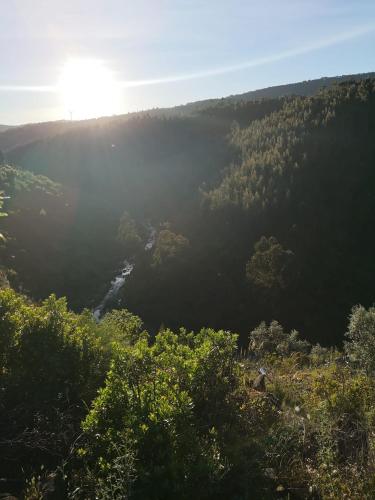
59 59 122 120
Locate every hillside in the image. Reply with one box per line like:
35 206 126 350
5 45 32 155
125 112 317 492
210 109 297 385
1 72 374 154
122 79 375 344
228 71 375 101
1 78 375 347
1 99 283 315
0 119 92 154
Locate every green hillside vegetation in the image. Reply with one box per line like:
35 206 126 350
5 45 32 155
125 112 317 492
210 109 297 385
2 75 375 498
1 288 375 498
1 78 375 346
124 79 375 344
2 100 281 316
202 79 375 341
0 162 129 309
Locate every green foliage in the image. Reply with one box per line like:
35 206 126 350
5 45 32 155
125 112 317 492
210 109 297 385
117 211 142 252
0 267 9 288
345 304 375 374
70 325 269 498
0 193 7 218
207 80 375 211
246 236 294 290
0 290 105 405
3 288 375 498
0 289 113 489
0 163 60 196
75 442 136 500
245 351 375 498
310 343 331 366
298 366 375 498
152 229 189 267
80 327 238 499
248 320 311 357
0 163 63 301
99 308 147 346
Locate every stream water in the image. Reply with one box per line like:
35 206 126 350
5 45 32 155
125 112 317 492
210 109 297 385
93 224 156 320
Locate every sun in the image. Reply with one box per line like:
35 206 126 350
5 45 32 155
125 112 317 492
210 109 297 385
58 58 122 120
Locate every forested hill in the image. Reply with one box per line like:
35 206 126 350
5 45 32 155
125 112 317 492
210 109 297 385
1 71 374 154
227 70 375 101
1 78 375 346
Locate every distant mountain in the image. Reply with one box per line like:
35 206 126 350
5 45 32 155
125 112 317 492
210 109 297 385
228 71 375 100
0 120 86 153
1 72 374 153
158 71 375 114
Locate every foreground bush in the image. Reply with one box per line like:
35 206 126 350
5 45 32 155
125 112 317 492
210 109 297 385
77 328 243 499
345 304 375 374
0 289 141 495
3 288 375 498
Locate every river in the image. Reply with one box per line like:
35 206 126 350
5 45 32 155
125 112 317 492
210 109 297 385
93 224 156 320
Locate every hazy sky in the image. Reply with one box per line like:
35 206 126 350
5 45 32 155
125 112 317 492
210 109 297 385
1 0 375 124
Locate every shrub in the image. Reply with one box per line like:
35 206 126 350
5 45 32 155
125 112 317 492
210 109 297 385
117 211 142 253
152 229 189 267
0 289 110 487
248 320 310 358
245 236 294 290
345 304 375 374
80 328 239 500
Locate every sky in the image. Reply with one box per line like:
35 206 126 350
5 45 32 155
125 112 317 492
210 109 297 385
1 0 375 125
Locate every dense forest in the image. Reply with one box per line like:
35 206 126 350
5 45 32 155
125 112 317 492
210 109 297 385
2 77 375 344
1 75 375 498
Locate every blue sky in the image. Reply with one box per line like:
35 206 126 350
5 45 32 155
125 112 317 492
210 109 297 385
1 0 375 124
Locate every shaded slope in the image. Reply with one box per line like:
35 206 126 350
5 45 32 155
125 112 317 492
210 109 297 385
3 79 375 347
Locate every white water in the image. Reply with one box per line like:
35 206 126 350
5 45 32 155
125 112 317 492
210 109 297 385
93 224 156 320
144 224 156 251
